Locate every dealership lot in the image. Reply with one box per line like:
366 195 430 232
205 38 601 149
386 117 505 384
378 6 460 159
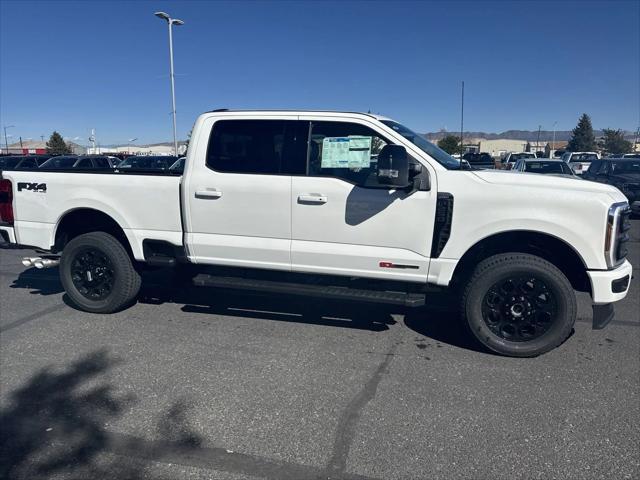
1 221 638 480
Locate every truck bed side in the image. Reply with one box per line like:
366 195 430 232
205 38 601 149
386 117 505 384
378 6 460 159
1 170 183 260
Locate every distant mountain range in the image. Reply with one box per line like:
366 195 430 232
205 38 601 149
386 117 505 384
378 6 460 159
424 130 637 142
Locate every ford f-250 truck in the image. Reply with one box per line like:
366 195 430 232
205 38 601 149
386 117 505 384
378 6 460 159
0 110 633 357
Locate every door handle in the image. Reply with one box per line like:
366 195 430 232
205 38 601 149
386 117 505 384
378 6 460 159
195 189 223 199
298 194 327 204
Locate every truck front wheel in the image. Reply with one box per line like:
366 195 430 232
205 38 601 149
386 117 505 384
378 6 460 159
462 253 576 357
60 232 141 313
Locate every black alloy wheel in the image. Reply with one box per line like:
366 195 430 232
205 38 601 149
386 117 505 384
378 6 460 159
481 275 557 342
70 248 115 301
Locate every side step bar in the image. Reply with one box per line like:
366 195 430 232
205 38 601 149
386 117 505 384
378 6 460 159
192 274 426 307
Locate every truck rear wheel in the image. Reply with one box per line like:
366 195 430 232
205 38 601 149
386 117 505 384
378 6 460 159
461 253 576 357
60 232 141 313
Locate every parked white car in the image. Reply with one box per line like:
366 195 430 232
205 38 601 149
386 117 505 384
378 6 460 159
501 151 537 170
0 110 632 357
512 158 578 178
561 151 600 175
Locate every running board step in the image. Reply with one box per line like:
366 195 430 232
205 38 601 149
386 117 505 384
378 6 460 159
192 274 425 307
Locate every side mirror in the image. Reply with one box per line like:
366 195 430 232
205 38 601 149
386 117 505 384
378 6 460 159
377 145 409 187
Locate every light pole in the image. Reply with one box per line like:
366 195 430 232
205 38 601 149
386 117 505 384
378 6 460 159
551 121 558 158
128 137 138 154
154 11 184 157
3 125 15 154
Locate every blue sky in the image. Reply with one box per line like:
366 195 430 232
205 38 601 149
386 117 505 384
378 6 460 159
1 0 638 145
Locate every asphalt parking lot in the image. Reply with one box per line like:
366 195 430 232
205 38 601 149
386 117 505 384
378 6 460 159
1 221 639 480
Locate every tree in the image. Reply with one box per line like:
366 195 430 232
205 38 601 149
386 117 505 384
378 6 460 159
599 128 632 155
567 114 596 152
437 135 463 154
46 131 71 155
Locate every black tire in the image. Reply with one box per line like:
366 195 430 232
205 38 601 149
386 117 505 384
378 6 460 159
461 253 576 357
60 232 141 313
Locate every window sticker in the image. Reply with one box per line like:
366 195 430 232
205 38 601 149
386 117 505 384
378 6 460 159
321 136 372 168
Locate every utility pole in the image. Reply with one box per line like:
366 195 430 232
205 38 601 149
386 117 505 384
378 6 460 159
460 81 464 158
551 121 557 158
19 136 23 152
537 125 541 152
3 125 15 154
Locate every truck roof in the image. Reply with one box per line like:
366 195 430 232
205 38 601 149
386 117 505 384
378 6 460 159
205 108 393 121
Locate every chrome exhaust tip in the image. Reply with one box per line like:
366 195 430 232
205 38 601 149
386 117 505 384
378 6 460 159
33 259 60 269
22 257 41 267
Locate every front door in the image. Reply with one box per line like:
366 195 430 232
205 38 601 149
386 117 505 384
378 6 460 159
291 118 437 282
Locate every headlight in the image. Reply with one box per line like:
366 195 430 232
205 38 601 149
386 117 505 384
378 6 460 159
605 202 631 269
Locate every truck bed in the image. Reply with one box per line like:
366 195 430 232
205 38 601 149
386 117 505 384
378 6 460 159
0 169 183 260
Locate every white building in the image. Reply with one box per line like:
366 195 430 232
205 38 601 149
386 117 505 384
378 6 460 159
478 139 529 158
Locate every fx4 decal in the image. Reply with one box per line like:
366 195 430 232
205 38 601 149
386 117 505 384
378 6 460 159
17 182 47 193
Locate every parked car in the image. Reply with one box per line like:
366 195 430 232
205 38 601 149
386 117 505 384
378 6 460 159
116 155 177 170
583 158 640 215
40 156 114 170
501 152 537 170
169 157 186 173
0 155 51 170
512 158 578 178
560 151 600 175
621 153 640 159
462 152 494 169
1 109 633 357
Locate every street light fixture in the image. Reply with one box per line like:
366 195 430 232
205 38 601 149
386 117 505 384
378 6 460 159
154 11 184 157
128 137 138 154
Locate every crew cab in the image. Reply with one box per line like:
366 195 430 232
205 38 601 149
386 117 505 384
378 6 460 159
0 110 633 357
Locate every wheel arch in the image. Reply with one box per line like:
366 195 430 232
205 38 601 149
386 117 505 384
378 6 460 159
450 229 590 293
53 208 134 259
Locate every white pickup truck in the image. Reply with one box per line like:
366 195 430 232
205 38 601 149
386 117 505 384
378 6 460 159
0 110 633 357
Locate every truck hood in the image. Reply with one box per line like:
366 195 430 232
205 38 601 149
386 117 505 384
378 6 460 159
471 169 620 196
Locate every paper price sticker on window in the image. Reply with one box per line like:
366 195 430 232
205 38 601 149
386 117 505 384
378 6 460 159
321 136 372 169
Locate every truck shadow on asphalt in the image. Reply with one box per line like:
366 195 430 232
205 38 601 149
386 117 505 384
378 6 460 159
0 349 204 480
8 267 483 353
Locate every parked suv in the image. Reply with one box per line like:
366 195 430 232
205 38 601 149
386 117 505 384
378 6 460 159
584 158 640 215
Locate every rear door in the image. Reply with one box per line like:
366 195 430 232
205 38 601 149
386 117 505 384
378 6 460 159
184 117 306 270
291 118 436 282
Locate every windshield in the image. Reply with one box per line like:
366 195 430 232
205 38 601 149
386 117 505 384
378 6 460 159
380 120 461 169
525 161 572 175
512 153 536 160
40 157 78 169
611 161 640 174
572 153 598 161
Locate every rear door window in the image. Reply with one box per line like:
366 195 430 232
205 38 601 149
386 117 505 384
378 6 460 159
206 120 306 175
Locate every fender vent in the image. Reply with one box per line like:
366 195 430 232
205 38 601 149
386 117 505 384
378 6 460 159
431 193 454 258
